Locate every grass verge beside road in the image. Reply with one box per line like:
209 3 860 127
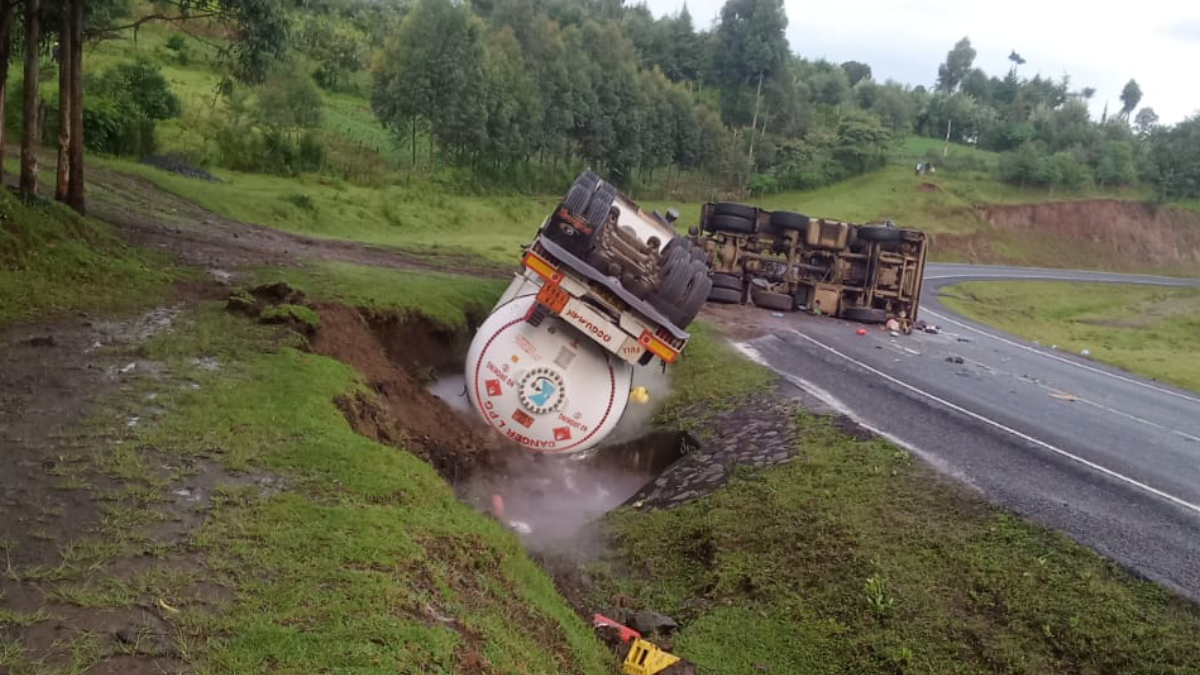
601 412 1200 675
941 280 1200 392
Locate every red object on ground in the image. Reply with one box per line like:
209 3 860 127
856 328 868 336
593 614 641 643
491 493 505 517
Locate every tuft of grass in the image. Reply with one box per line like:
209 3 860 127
0 608 51 628
0 189 176 326
131 305 613 673
601 412 1200 675
254 262 507 331
259 303 321 331
941 280 1200 392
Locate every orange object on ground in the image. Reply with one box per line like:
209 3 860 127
856 328 868 336
491 493 505 517
593 614 641 644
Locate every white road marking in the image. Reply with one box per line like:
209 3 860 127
925 273 1198 286
779 327 1200 518
921 308 1200 406
732 342 968 482
1038 384 1200 444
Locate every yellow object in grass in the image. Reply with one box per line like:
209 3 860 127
623 638 680 675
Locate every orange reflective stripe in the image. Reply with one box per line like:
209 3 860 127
639 330 679 364
523 251 558 281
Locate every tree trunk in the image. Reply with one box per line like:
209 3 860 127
943 117 952 158
744 72 764 189
20 0 40 197
55 2 72 203
410 119 416 170
66 0 84 213
0 0 14 184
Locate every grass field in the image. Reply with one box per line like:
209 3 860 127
940 280 1200 392
253 261 508 329
0 188 176 327
600 411 1200 674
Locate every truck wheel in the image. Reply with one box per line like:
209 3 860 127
712 202 756 220
586 182 617 234
710 273 743 290
708 214 756 234
856 225 902 243
564 183 592 215
770 211 809 232
751 290 793 312
670 261 713 328
654 254 693 304
661 235 689 258
707 286 742 304
843 306 888 324
690 244 709 265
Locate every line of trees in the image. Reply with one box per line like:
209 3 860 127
359 0 895 192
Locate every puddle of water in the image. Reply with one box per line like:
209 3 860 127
425 371 472 414
461 431 694 551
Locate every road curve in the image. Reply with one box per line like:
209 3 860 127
729 264 1200 600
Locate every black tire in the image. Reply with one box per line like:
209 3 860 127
655 255 692 303
842 305 888 324
661 235 689 259
710 273 743 290
563 183 592 215
751 290 793 312
712 202 756 220
690 244 709 265
708 214 755 234
671 261 713 328
707 286 742 304
586 182 616 233
856 225 902 243
770 211 810 232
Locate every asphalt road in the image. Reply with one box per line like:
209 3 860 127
733 263 1200 600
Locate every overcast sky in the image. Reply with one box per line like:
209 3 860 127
641 0 1200 125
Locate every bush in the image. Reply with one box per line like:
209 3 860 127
83 97 158 157
214 122 328 177
165 34 186 51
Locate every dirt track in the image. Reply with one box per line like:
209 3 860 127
85 168 507 278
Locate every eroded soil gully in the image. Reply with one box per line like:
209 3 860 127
309 301 809 561
307 303 703 543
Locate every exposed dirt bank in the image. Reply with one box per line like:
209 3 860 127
933 200 1200 273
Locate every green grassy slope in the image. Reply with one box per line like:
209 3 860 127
601 410 1200 674
137 304 613 674
941 280 1200 392
0 189 176 327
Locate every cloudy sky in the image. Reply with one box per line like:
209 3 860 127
641 0 1200 124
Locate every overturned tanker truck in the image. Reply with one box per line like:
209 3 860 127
465 172 929 456
464 171 711 456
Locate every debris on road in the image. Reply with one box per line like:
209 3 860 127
1049 392 1079 402
856 328 868 336
946 355 965 364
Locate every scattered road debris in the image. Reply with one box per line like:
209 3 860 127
946 355 965 364
856 328 868 336
1049 392 1080 402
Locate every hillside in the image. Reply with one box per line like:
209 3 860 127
50 20 1190 276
